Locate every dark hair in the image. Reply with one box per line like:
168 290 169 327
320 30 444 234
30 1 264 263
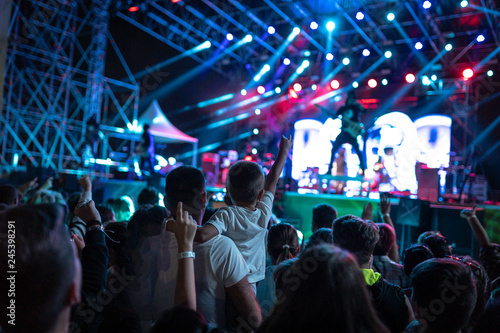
106 198 132 222
127 205 168 248
227 161 264 205
373 223 396 256
261 245 389 333
332 215 380 265
403 243 434 277
105 222 129 269
0 185 18 206
411 258 477 333
421 234 451 258
312 203 337 231
97 204 116 223
164 166 206 216
0 205 76 333
267 223 299 265
137 186 159 206
150 306 217 333
304 228 333 251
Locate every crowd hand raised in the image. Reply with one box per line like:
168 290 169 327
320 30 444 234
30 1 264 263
279 135 293 151
40 177 54 190
75 200 101 223
174 202 197 252
362 203 373 221
460 205 477 219
18 177 38 194
380 194 391 215
78 175 92 191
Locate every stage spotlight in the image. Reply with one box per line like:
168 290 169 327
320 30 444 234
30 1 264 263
342 57 350 65
476 35 485 42
292 27 301 35
422 75 431 86
283 58 291 65
330 80 340 89
268 26 275 34
352 81 359 88
128 6 139 12
356 12 364 20
387 13 395 21
275 87 281 94
382 78 388 85
244 34 253 43
431 74 437 81
405 73 416 83
257 86 266 94
255 109 261 115
253 128 259 135
293 83 302 92
304 50 311 57
362 49 370 57
201 41 211 49
384 51 392 58
415 42 423 50
172 0 181 3
311 84 317 91
368 79 377 88
226 33 234 41
241 89 247 96
168 157 177 165
289 89 299 99
326 53 334 61
422 1 432 9
463 68 473 80
297 67 304 74
445 43 452 51
326 21 336 31
310 21 318 30
460 0 468 7
302 60 310 68
252 148 258 154
487 70 494 77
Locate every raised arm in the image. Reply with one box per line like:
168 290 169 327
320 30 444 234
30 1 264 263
78 175 92 202
380 195 400 263
460 205 490 248
174 201 198 310
264 135 293 196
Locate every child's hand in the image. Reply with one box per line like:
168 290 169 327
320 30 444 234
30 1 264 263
279 135 293 152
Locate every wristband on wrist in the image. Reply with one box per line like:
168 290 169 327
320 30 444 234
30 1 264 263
87 224 104 232
177 251 195 260
382 213 390 217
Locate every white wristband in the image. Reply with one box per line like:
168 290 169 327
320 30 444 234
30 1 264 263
383 213 390 217
177 251 195 260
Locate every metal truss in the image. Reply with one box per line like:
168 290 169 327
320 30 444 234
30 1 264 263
1 0 139 175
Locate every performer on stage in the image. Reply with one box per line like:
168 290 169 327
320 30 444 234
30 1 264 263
135 124 155 176
316 91 367 175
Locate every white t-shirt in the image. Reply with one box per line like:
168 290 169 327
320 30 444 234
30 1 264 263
208 191 274 283
153 231 249 329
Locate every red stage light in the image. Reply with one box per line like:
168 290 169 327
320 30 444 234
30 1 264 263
463 68 473 80
128 6 139 12
289 89 298 99
330 80 340 89
257 86 266 94
293 83 302 92
243 156 253 161
172 0 182 3
405 73 416 83
368 79 377 88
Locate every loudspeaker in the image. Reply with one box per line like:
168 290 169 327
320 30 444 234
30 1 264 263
431 205 485 257
396 197 431 227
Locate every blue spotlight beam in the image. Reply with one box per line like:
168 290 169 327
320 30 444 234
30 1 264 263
353 56 387 83
473 44 500 71
404 1 440 55
322 63 345 85
391 19 429 66
450 39 477 65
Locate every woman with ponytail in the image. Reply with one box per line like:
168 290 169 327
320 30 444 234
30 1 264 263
256 223 299 319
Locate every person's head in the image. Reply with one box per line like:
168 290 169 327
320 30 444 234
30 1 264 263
373 223 396 256
0 205 81 333
106 198 133 222
128 205 168 241
304 228 333 251
403 243 434 277
0 185 18 206
312 203 337 232
164 166 206 224
97 204 116 224
411 258 477 333
267 223 300 265
421 234 452 258
417 230 442 243
332 214 380 267
143 124 150 132
347 91 357 104
27 189 66 206
262 245 388 333
226 161 264 206
137 187 159 207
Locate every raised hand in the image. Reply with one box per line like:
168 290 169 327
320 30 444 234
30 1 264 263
78 175 92 192
279 135 293 152
75 200 101 223
362 203 373 221
380 194 391 215
460 205 477 219
174 202 197 252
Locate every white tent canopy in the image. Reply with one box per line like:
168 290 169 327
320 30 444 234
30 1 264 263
136 100 198 166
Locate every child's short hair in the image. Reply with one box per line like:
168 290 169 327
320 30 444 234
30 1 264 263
227 161 264 205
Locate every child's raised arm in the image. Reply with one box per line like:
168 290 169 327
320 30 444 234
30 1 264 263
264 135 293 196
194 223 219 243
